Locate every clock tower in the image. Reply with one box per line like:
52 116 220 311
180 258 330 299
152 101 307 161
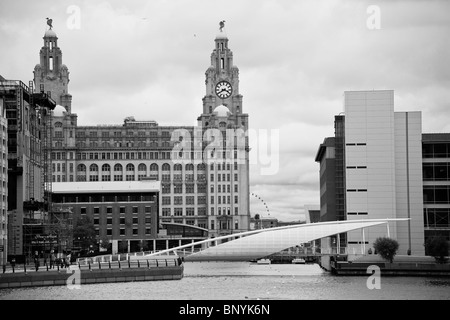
200 23 245 119
199 22 251 237
34 26 72 113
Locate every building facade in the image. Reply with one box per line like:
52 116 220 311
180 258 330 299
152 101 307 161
37 25 250 241
422 133 450 250
0 95 7 265
1 76 55 261
317 90 425 256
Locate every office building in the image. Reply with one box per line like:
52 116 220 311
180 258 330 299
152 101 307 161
316 90 425 256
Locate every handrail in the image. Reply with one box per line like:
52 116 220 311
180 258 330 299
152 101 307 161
1 258 181 274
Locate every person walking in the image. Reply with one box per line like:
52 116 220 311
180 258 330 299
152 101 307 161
50 250 55 269
34 251 40 271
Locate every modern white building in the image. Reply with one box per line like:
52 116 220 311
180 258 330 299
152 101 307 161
344 90 424 255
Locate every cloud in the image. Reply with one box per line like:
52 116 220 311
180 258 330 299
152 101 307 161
1 0 449 223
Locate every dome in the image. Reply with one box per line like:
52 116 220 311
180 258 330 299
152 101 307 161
215 30 228 40
44 29 57 38
53 105 66 117
213 105 231 117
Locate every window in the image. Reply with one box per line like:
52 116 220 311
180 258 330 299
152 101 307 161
162 184 171 194
133 217 138 224
132 207 139 214
186 196 195 205
234 196 238 204
107 218 112 225
102 164 111 172
138 163 146 172
120 217 125 225
162 208 171 216
133 228 138 235
186 208 195 216
120 229 125 236
126 163 135 171
174 184 183 194
80 207 87 215
198 196 206 204
120 207 126 214
94 207 100 214
162 196 171 205
107 207 113 214
174 196 183 205
174 208 183 216
186 184 195 193
107 229 112 236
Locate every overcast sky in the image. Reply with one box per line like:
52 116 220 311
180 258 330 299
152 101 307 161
1 0 449 222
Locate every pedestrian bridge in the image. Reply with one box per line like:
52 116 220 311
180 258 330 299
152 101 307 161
142 218 408 262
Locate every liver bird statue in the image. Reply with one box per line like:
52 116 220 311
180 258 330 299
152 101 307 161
219 20 225 32
46 17 53 29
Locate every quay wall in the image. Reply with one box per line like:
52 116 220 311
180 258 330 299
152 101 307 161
0 266 183 289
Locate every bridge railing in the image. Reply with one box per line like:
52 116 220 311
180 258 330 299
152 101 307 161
1 258 182 274
76 250 179 265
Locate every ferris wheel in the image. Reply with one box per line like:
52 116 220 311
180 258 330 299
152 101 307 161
249 192 270 218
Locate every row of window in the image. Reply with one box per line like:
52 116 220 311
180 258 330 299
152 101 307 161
161 194 239 206
423 208 450 228
73 129 173 138
92 217 152 225
161 207 208 216
100 228 152 236
423 143 450 158
210 195 239 205
53 193 156 204
423 186 450 204
60 150 244 161
78 205 153 214
423 163 450 181
209 207 239 216
52 162 241 173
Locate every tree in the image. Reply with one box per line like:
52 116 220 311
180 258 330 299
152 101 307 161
373 237 399 263
99 236 110 251
73 216 97 254
425 236 449 264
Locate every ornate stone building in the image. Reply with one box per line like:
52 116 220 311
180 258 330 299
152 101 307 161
42 25 250 241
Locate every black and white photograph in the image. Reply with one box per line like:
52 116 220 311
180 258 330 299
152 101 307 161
0 0 449 310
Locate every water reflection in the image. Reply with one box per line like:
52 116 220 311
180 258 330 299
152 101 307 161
0 262 449 300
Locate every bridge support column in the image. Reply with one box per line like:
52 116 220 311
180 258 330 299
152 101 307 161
337 233 340 254
362 228 366 254
166 240 169 250
387 223 390 238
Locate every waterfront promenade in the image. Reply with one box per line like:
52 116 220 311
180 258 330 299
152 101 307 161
0 257 184 289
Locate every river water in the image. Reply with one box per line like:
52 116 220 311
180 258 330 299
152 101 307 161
0 261 449 300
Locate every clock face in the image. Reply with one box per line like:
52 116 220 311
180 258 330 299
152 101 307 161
215 81 232 99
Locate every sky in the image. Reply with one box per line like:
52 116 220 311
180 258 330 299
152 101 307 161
1 0 449 222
